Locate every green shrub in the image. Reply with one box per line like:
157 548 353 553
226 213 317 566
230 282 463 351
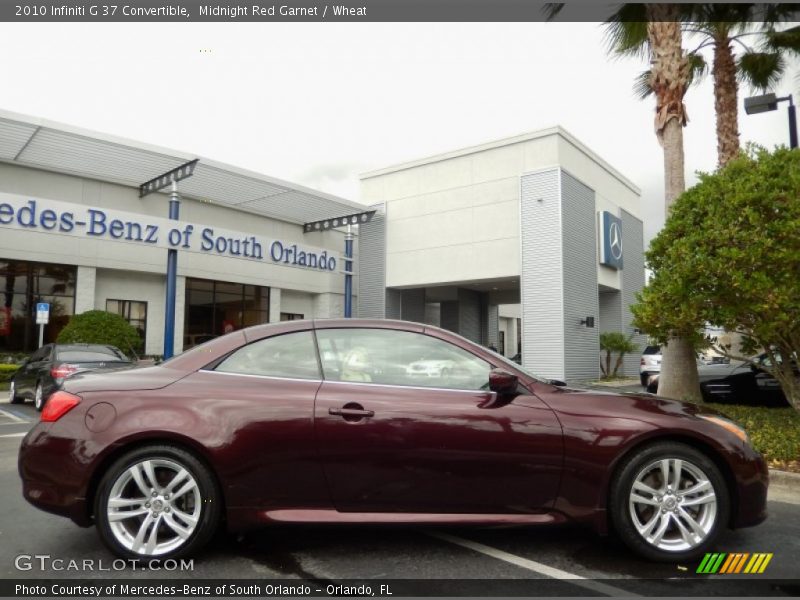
0 364 20 383
57 310 141 357
706 403 800 464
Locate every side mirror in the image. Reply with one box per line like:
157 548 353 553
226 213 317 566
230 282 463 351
489 368 518 395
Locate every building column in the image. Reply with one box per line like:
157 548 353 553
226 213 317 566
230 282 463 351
314 292 345 319
75 266 96 314
174 276 185 355
269 288 281 323
400 288 426 323
482 302 499 350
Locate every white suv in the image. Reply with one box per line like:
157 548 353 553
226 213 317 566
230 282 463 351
639 345 661 386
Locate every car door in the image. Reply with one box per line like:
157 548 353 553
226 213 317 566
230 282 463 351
313 327 563 515
179 330 330 510
18 345 49 396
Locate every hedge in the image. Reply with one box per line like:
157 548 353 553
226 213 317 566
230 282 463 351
0 364 20 383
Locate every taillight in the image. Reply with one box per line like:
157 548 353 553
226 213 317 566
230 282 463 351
51 363 78 379
41 391 81 422
640 358 646 366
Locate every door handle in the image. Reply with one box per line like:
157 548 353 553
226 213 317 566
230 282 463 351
329 407 375 418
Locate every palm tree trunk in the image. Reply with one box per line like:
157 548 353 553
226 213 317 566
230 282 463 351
713 33 741 167
646 10 703 402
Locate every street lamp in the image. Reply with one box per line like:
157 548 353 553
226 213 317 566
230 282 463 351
304 210 376 318
744 92 798 149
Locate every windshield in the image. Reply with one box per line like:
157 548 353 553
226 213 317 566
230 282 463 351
57 347 130 362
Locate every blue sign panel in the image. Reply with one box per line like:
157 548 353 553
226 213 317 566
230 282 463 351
599 211 623 270
36 302 50 313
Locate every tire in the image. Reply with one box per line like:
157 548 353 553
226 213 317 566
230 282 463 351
8 380 23 404
94 445 221 560
640 373 649 387
609 441 730 562
33 382 45 412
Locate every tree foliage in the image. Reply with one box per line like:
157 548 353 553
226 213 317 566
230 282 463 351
57 310 142 357
632 146 800 410
599 332 639 378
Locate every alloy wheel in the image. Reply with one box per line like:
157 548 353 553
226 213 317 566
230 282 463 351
34 383 43 411
628 458 718 553
106 458 202 556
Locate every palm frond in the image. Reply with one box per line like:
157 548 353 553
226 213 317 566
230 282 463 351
737 51 786 91
687 52 709 87
764 25 800 55
760 3 800 27
542 3 564 21
603 4 649 60
633 70 654 99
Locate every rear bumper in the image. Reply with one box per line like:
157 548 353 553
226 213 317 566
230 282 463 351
18 425 93 527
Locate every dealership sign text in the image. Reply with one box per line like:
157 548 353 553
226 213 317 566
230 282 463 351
0 194 337 272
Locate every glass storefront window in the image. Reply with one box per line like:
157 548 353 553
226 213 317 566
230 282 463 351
0 260 76 353
106 299 147 350
184 278 269 348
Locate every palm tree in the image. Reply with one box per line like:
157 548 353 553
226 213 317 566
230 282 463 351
605 4 702 401
634 4 800 167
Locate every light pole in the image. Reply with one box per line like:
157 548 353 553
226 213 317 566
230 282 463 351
139 159 198 359
744 92 798 149
304 210 376 318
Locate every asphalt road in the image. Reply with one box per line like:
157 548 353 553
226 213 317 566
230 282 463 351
1 401 798 598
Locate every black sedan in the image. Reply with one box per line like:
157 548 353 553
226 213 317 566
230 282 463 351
8 343 133 411
647 354 789 407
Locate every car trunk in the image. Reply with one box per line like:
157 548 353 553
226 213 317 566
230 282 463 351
63 365 187 393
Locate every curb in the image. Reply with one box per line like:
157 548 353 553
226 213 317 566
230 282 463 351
769 468 800 489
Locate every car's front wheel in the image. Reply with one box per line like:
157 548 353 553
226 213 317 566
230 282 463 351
609 442 729 562
95 445 221 560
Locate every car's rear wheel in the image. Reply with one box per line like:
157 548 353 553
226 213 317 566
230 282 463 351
33 382 45 411
95 445 220 560
8 381 22 404
609 442 729 562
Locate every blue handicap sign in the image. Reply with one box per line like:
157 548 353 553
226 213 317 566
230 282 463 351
36 302 50 313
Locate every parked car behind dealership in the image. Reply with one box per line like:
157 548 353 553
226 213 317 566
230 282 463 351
646 354 789 407
8 343 133 411
639 345 661 386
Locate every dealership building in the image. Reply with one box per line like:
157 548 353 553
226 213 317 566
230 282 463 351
0 110 645 381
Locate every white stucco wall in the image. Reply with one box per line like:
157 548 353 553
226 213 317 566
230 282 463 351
360 128 640 290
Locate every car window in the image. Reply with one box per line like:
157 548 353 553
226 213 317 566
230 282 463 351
215 331 320 380
643 346 661 355
316 328 490 391
57 348 129 362
30 346 50 362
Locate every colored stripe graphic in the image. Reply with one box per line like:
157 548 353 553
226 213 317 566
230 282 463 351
719 553 737 574
700 552 772 575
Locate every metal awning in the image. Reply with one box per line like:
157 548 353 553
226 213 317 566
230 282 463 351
0 109 367 225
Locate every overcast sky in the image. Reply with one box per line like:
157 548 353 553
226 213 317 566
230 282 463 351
1 22 797 244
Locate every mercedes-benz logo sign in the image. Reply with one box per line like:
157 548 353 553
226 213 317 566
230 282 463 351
609 222 623 260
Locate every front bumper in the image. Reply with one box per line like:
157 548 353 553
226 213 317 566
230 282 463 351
731 443 769 529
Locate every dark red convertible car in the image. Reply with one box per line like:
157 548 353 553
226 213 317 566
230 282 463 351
18 319 767 562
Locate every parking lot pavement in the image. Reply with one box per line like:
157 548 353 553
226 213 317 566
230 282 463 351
1 401 798 597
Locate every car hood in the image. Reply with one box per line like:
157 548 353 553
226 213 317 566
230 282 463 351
697 361 749 380
544 385 725 419
63 365 186 394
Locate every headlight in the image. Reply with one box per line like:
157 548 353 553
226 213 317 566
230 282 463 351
699 415 750 444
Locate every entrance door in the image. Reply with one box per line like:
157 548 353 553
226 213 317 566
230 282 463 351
313 327 563 514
